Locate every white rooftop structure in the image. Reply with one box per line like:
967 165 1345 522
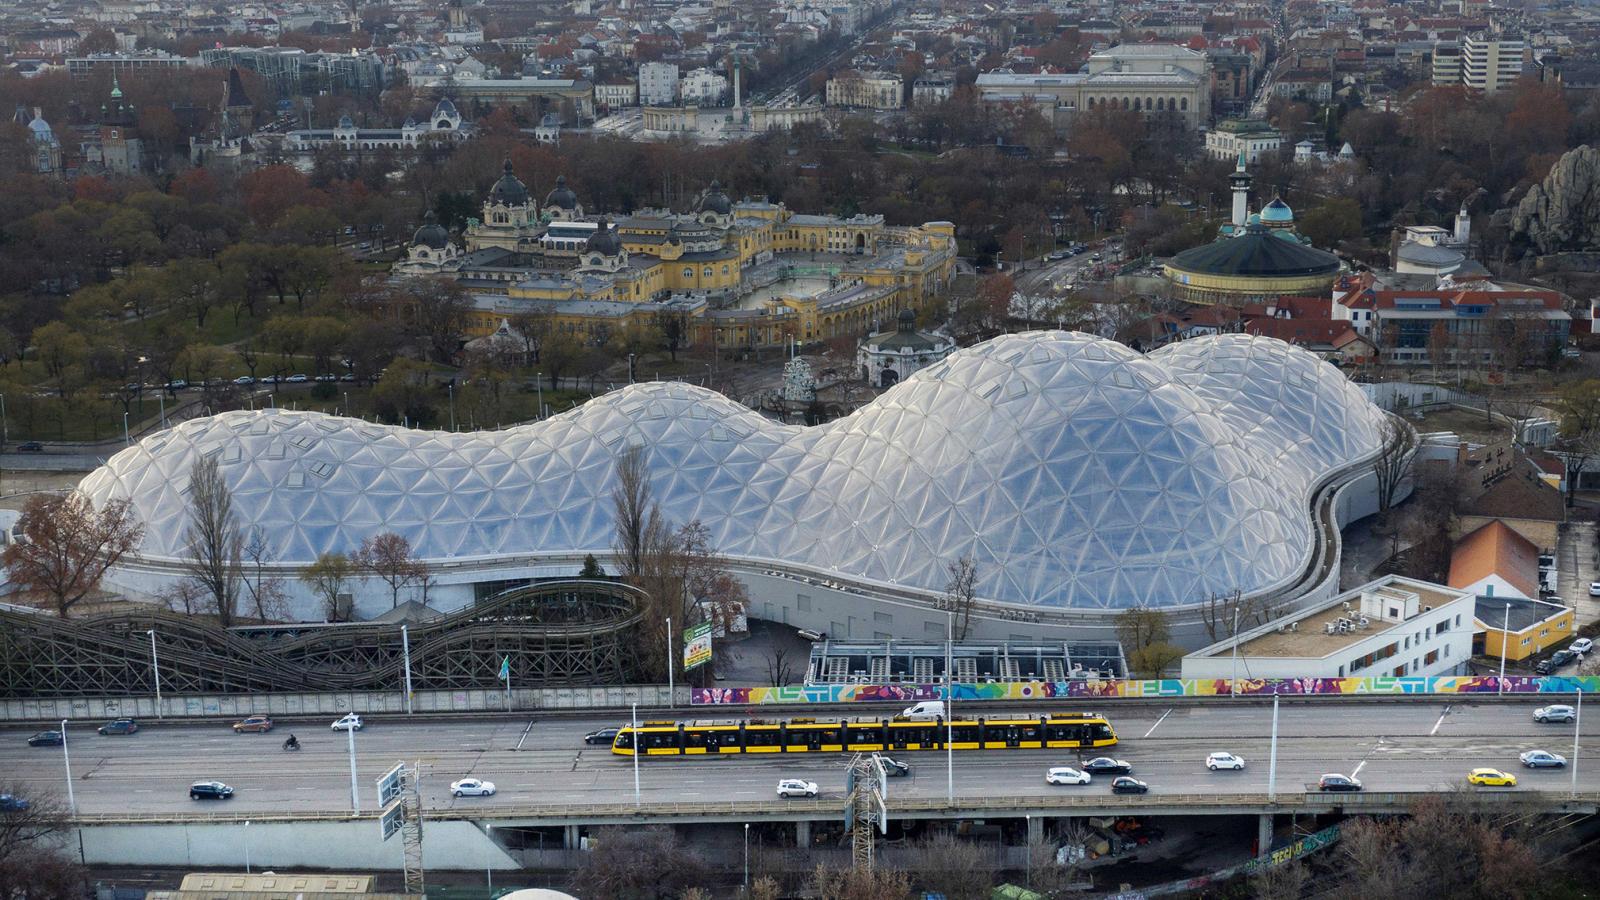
79 333 1385 613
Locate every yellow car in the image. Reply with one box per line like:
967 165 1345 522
1467 768 1517 787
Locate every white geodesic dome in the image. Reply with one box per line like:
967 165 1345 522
77 332 1386 610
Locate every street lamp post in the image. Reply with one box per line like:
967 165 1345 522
1573 688 1583 798
946 609 954 804
0 392 8 446
346 723 359 814
631 702 641 807
1499 603 1511 694
536 376 543 420
147 629 161 715
448 383 456 431
743 823 750 891
244 820 251 874
1267 694 1280 802
123 412 130 446
60 719 75 814
1230 604 1241 698
400 625 414 715
665 616 674 706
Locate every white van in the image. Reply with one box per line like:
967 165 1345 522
901 701 945 720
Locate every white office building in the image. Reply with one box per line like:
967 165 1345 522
1462 33 1524 93
638 61 679 105
680 67 729 105
1181 576 1476 680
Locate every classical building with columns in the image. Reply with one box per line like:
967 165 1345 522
976 44 1210 128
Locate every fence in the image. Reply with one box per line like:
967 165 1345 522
692 674 1600 705
0 684 680 723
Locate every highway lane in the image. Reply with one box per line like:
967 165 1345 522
3 701 1595 816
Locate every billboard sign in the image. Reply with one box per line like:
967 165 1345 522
683 622 713 671
376 763 405 808
379 800 405 842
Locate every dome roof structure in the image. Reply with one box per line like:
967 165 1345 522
1168 225 1339 279
489 159 530 207
545 175 578 210
586 218 621 255
411 210 450 250
78 332 1386 611
697 179 732 216
1260 198 1294 224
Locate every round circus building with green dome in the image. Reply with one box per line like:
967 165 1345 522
1162 157 1342 305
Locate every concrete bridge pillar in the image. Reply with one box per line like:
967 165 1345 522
1026 815 1043 846
796 820 812 847
564 824 581 849
1257 813 1273 856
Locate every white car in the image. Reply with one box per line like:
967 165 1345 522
331 714 364 731
1573 638 1594 655
1206 752 1246 771
1590 582 1600 598
776 779 818 798
450 778 496 797
1045 766 1091 785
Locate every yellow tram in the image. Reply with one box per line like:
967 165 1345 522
611 712 1117 756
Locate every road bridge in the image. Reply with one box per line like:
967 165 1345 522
8 698 1598 869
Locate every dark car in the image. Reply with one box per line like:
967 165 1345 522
1082 757 1132 775
14 442 41 453
26 731 62 747
1318 773 1363 792
0 794 29 811
584 727 620 745
189 781 234 800
1553 649 1578 667
1110 777 1149 795
97 718 138 735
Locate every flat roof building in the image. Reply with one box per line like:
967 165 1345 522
1181 576 1476 680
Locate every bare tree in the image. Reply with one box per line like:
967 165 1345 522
1373 415 1417 528
810 865 911 900
156 579 206 615
611 444 655 579
0 782 82 899
767 643 798 686
942 556 978 640
240 527 290 622
182 456 243 627
570 826 710 898
354 533 424 609
2 493 145 618
300 552 355 622
1198 588 1244 643
903 834 991 899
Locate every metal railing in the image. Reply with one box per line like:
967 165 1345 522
70 788 1600 826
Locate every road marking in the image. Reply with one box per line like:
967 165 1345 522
1143 709 1173 739
1431 705 1451 736
1351 760 1367 778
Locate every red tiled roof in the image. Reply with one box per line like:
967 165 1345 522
1448 519 1541 599
1244 317 1358 345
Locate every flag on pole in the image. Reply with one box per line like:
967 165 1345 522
498 656 510 680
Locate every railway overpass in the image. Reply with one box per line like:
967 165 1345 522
8 698 1598 871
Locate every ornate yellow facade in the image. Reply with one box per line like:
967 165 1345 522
449 191 956 349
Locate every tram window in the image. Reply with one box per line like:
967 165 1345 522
645 732 678 750
1045 724 1073 742
786 730 815 747
616 732 636 750
1016 724 1042 742
685 731 711 749
820 729 841 744
746 730 780 748
715 731 741 748
951 723 980 743
1092 723 1114 740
